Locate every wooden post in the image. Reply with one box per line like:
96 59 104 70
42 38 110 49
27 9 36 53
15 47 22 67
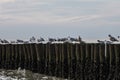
70 44 76 79
36 43 42 73
80 44 86 80
107 44 116 80
31 43 37 72
23 44 30 69
54 43 58 77
67 43 71 79
94 44 100 79
99 44 105 64
0 44 2 68
40 43 46 74
109 44 115 66
42 44 46 74
115 44 120 79
45 43 50 75
1 45 5 68
74 43 81 79
58 43 62 77
61 43 65 78
24 44 31 70
68 43 72 79
29 44 34 71
5 44 11 69
17 44 21 68
85 44 92 80
34 44 40 72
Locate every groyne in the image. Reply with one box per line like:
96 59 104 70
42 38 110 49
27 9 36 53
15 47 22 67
0 43 120 79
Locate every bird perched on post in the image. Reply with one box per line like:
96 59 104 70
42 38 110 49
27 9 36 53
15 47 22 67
108 34 119 42
97 40 104 44
97 40 112 44
3 39 9 43
78 36 82 42
37 37 45 42
78 36 85 43
117 36 120 42
30 36 36 43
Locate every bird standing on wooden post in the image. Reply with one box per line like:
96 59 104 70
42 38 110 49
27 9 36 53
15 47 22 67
78 36 82 42
37 37 45 43
108 34 119 42
30 36 36 43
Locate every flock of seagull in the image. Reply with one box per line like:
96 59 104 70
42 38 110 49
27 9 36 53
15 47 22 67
0 34 119 44
97 34 120 44
0 36 84 44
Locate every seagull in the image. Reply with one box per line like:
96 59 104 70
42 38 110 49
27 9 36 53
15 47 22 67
48 38 56 42
108 34 118 42
97 40 104 44
67 36 78 42
16 39 24 43
11 41 16 44
37 37 45 42
0 39 4 43
118 36 120 38
3 39 9 43
30 36 36 43
57 38 68 42
117 36 120 41
78 36 85 43
97 40 112 44
78 36 82 42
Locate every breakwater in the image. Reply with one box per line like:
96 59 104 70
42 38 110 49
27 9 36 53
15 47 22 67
0 43 120 80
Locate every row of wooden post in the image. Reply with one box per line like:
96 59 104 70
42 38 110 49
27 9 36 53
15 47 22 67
0 43 120 79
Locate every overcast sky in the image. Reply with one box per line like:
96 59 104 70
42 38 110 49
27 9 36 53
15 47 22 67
0 0 120 41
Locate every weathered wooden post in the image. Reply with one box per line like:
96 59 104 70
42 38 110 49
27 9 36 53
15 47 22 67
17 44 22 69
67 43 71 79
0 44 2 68
29 43 37 71
60 44 64 78
99 44 105 64
107 44 116 80
54 43 58 77
56 43 60 77
34 43 40 72
44 43 50 75
94 44 100 79
84 43 92 80
19 44 23 69
2 45 6 69
23 44 27 69
5 44 11 69
10 44 15 69
68 43 73 79
74 43 81 79
114 44 120 79
32 43 38 72
9 44 13 69
80 44 86 80
36 43 42 73
99 44 106 80
42 44 46 74
24 44 31 70
69 44 76 79
50 44 56 76
1 45 5 68
15 44 18 69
